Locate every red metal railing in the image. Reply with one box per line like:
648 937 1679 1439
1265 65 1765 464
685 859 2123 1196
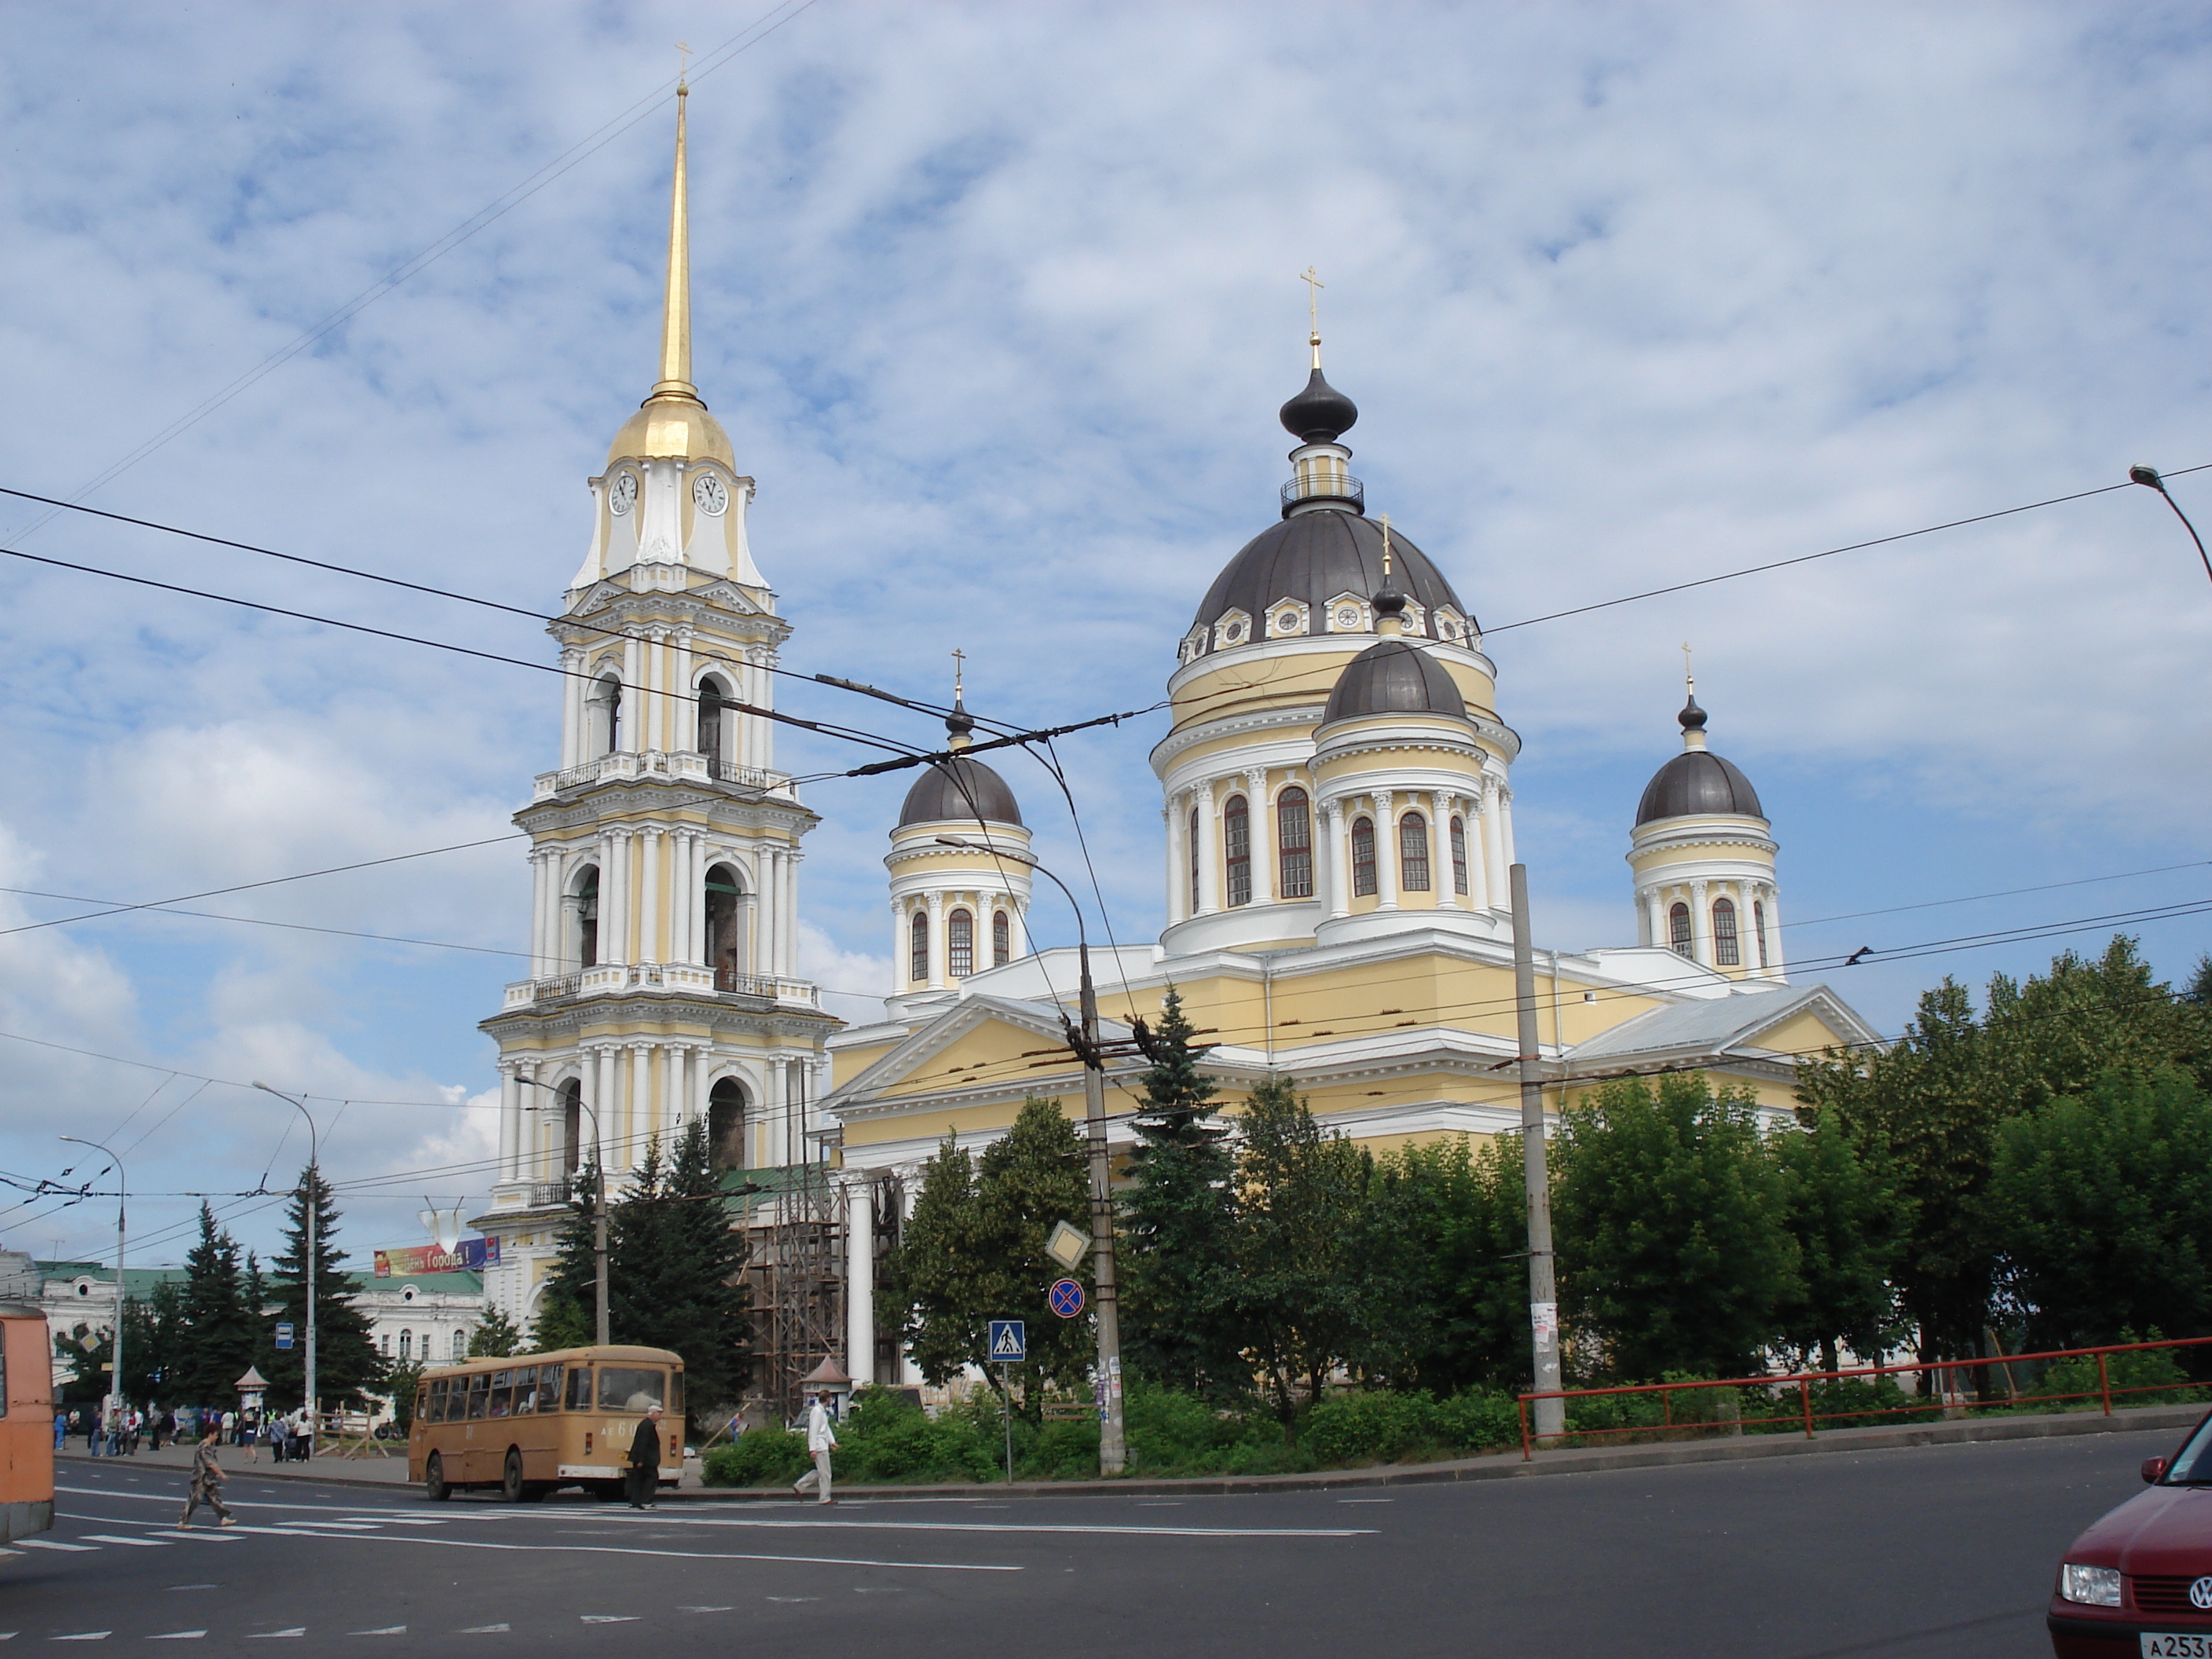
1516 1333 2212 1459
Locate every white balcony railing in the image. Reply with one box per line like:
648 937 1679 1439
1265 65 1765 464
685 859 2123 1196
502 966 820 1011
532 750 789 801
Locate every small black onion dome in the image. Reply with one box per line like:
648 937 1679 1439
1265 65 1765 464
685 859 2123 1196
1679 693 1708 734
1635 750 1763 826
898 754 1024 828
946 694 976 744
1372 586 1407 617
1320 638 1468 725
1279 368 1359 445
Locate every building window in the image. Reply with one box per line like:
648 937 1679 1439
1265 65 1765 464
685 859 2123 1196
1188 808 1200 911
704 862 744 986
1713 898 1740 966
452 1331 467 1361
948 908 974 978
1399 813 1431 892
1753 901 1769 969
992 910 1010 967
910 910 929 985
559 1079 584 1174
1669 902 1692 954
1352 817 1377 896
593 674 623 756
1223 795 1251 907
573 866 600 970
1449 816 1470 895
380 1333 392 1357
1276 788 1313 899
709 1078 746 1173
697 676 728 775
399 1330 412 1361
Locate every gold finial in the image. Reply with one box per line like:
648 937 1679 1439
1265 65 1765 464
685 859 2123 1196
648 78 697 404
1299 266 1324 369
1681 639 1694 695
951 646 965 701
1379 511 1393 579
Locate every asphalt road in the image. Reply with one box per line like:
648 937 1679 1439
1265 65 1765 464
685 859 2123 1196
5 1424 2182 1656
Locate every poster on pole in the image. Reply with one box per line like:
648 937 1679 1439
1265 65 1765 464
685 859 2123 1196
373 1237 501 1278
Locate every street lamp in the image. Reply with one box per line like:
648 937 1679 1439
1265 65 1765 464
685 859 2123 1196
2130 465 2212 588
57 1136 126 1420
936 834 1128 1474
517 1075 611 1347
252 1083 318 1433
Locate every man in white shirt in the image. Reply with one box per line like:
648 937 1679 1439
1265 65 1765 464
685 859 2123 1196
792 1393 838 1506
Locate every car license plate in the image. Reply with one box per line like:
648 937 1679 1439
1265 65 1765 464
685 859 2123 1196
2144 1636 2212 1657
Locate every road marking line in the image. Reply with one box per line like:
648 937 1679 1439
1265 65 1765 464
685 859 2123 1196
51 1635 109 1643
456 1626 509 1634
579 1617 637 1624
764 1598 817 1603
603 1515 1370 1539
222 1529 318 1538
676 1606 731 1613
242 1632 303 1639
348 1628 407 1636
148 1533 240 1544
14 1540 96 1552
146 1633 206 1641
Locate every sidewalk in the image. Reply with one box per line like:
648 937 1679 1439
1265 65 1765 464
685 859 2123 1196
57 1441 413 1485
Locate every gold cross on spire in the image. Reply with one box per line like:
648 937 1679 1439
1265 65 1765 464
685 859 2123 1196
1379 511 1393 580
951 646 965 700
676 38 693 88
1681 640 1694 694
1299 266 1324 368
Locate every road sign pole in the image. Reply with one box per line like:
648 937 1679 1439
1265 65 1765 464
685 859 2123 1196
1002 1361 1014 1485
1077 943 1128 1474
1510 863 1565 1442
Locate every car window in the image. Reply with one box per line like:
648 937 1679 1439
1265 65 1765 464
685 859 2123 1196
596 1366 666 1412
2165 1415 2212 1481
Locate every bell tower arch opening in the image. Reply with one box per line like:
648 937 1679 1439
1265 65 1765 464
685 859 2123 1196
708 1077 749 1173
704 862 747 987
698 674 731 777
569 866 601 969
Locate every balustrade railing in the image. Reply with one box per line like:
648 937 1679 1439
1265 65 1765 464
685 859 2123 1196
533 750 789 800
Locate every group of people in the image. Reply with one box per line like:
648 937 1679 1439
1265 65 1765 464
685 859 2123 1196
57 1404 317 1463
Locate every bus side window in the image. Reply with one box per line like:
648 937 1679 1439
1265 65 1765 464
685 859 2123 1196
668 1372 683 1414
423 1379 445 1423
414 1387 429 1426
487 1370 512 1418
565 1367 593 1412
540 1364 564 1412
511 1364 539 1415
466 1374 489 1420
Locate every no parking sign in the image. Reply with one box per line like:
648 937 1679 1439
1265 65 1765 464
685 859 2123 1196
1049 1278 1086 1319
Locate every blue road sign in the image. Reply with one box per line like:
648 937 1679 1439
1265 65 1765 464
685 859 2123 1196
1049 1278 1086 1319
274 1323 295 1352
987 1319 1027 1361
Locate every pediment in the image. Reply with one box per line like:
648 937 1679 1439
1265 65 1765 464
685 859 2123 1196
830 994 1131 1111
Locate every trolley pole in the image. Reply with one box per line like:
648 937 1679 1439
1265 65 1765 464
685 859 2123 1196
59 1137 125 1419
254 1084 319 1431
1508 865 1565 1441
1077 942 1129 1474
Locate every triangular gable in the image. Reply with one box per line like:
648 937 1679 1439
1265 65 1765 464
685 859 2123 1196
830 994 1131 1108
1566 981 1881 1067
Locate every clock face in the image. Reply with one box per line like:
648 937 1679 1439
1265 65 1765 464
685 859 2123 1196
609 472 638 515
692 473 729 516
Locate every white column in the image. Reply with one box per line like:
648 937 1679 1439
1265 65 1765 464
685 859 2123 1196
694 1047 715 1127
1644 888 1664 949
846 1178 876 1386
1761 885 1787 977
1375 791 1398 910
892 899 910 991
1013 897 1031 957
1690 879 1712 968
498 1068 521 1185
925 892 946 989
601 831 626 965
1324 800 1350 917
672 629 694 753
755 849 778 977
527 850 549 971
1247 769 1274 906
560 647 586 768
669 833 690 964
782 853 800 977
1429 792 1451 906
621 635 642 752
1193 782 1219 915
630 1045 652 1166
759 1061 784 1170
1482 781 1510 909
1163 804 1182 925
591 1047 617 1174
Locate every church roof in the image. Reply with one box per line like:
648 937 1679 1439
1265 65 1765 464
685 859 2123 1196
897 754 1024 829
1188 510 1471 645
1320 637 1468 724
1635 750 1765 825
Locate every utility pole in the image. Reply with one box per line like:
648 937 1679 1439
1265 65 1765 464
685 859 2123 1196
254 1085 320 1431
59 1137 125 1420
1508 865 1564 1441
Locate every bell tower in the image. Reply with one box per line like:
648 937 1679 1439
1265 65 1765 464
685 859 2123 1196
471 84 840 1329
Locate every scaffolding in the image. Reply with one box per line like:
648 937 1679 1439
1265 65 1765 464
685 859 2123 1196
749 1162 844 1425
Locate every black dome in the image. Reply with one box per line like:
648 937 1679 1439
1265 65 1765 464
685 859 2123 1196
1279 368 1359 445
898 755 1023 828
1634 751 1764 826
1320 638 1468 724
1189 509 1471 645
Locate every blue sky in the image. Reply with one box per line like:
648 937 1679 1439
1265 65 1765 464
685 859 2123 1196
3 0 2210 1269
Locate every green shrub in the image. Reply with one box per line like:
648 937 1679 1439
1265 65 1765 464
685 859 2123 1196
1800 1375 1939 1430
2024 1339 2205 1411
840 1386 998 1484
1434 1387 1522 1452
1306 1391 1441 1465
1123 1379 1286 1475
1020 1417 1103 1481
701 1427 811 1487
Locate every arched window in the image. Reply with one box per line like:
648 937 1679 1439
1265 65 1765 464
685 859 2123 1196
1223 796 1251 907
709 1078 746 1173
592 674 623 756
399 1330 413 1361
948 909 974 978
558 1079 584 1176
1276 788 1313 899
1399 813 1431 892
910 909 930 986
452 1331 467 1361
704 862 744 987
1351 817 1377 896
1668 902 1692 954
1753 901 1769 969
992 910 1011 967
1449 816 1470 895
573 866 600 970
698 676 728 776
1188 808 1201 911
1713 898 1740 966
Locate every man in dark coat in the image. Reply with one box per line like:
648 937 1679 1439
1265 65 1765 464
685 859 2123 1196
626 1404 664 1510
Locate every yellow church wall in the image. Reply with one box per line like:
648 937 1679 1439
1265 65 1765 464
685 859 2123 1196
1629 839 1771 873
831 1038 906 1090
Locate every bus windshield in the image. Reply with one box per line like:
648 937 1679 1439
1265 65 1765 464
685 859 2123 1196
595 1367 668 1412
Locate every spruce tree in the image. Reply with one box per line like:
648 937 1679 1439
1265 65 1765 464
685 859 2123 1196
534 1152 602 1353
178 1203 255 1404
267 1164 386 1410
1122 988 1244 1397
467 1306 523 1359
614 1121 753 1408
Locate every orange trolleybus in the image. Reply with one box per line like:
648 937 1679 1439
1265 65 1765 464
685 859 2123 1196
408 1344 683 1503
0 1303 55 1544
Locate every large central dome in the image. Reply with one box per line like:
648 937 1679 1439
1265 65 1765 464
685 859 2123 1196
1188 509 1472 647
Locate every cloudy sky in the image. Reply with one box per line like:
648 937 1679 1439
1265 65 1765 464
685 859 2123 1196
3 1 2210 1269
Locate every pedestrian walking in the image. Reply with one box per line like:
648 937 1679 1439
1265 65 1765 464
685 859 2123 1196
792 1392 838 1506
52 1409 66 1452
241 1408 258 1464
176 1430 236 1529
626 1404 664 1510
82 1407 100 1456
267 1412 288 1463
103 1407 122 1458
289 1406 313 1462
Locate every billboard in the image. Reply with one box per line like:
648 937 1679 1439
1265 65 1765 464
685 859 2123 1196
372 1236 500 1278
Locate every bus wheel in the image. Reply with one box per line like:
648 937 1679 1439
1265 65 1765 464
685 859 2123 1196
501 1450 526 1503
424 1452 451 1503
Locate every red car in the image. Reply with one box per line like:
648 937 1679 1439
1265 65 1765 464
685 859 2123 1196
2051 1409 2212 1656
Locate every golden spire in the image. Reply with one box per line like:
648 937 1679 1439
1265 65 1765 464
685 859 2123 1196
649 82 697 404
1299 266 1325 370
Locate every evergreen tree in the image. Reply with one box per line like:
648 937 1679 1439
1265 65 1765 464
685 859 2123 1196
177 1203 255 1404
534 1153 602 1353
141 1279 185 1403
1553 1072 1800 1380
386 1360 426 1433
266 1164 385 1409
467 1306 523 1359
1122 988 1244 1397
1361 1133 1531 1393
1232 1078 1373 1425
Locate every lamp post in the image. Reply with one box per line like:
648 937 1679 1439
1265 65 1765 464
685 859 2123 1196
937 835 1127 1474
518 1075 611 1346
57 1136 126 1419
2130 465 2212 589
251 1083 318 1432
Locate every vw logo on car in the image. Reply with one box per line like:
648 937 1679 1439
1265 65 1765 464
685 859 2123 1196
2190 1577 2212 1612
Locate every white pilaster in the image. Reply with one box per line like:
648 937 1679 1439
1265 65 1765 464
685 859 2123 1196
846 1178 876 1386
672 629 694 752
498 1068 520 1184
1247 769 1274 906
1690 879 1712 968
630 1044 652 1167
621 635 642 753
561 647 586 768
1375 791 1398 910
925 892 946 990
1325 800 1350 917
1193 782 1219 915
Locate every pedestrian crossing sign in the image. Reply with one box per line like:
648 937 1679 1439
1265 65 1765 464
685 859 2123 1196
988 1320 1027 1361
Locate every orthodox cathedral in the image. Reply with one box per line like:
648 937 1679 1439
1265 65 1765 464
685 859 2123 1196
470 93 1879 1394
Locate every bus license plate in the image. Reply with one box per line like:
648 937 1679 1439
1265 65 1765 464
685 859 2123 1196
2144 1636 2212 1657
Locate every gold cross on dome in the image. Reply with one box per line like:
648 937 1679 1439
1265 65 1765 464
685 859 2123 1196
1299 266 1325 366
1379 511 1393 579
676 39 693 86
951 646 965 699
1681 640 1694 692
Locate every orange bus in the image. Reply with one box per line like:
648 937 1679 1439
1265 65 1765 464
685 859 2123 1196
408 1344 683 1503
0 1304 54 1543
